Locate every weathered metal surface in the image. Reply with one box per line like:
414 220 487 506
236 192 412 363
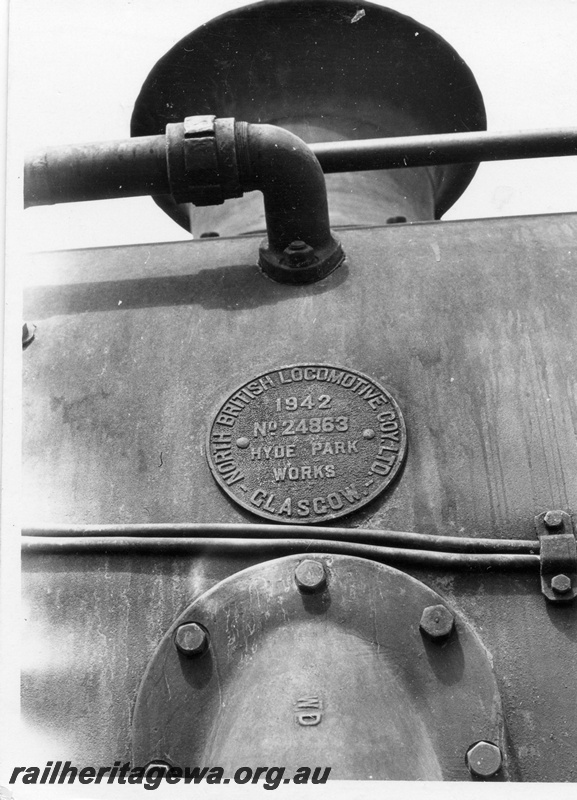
206 364 406 523
22 214 577 538
132 554 506 780
21 213 577 780
535 510 577 603
21 551 577 779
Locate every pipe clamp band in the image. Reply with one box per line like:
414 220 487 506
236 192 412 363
166 116 232 206
535 511 577 603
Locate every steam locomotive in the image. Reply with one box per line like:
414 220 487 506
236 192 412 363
20 0 577 784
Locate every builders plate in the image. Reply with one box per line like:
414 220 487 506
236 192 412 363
206 365 407 524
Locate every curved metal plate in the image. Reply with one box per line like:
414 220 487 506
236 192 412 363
206 364 407 523
133 554 506 780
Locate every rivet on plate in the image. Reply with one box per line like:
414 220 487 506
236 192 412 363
295 560 327 594
174 622 209 656
419 604 455 642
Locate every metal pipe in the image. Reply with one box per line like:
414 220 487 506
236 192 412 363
241 123 333 251
25 117 344 283
24 127 577 210
311 128 577 173
22 523 539 554
239 122 344 282
24 136 168 208
20 536 538 570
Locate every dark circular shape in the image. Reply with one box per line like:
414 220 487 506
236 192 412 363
419 604 455 642
131 0 486 228
206 364 407 523
174 622 209 656
466 741 503 779
295 559 327 593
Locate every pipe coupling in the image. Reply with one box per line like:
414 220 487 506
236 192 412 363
166 116 344 284
165 116 243 206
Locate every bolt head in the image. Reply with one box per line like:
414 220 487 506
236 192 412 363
419 604 455 642
282 240 316 268
551 574 572 594
544 510 564 529
295 559 327 593
466 741 503 778
174 622 209 656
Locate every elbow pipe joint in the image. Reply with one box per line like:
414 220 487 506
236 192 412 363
25 115 344 284
166 116 344 284
237 121 344 284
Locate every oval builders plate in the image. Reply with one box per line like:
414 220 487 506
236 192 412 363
206 364 407 524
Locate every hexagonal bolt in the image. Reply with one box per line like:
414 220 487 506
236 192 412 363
282 240 316 268
544 510 564 530
465 741 503 779
419 604 455 642
295 559 327 593
174 622 209 656
551 573 572 594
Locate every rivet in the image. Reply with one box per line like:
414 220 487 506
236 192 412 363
174 622 209 656
466 741 503 779
419 604 455 642
236 437 250 449
362 428 376 439
295 559 327 593
551 574 572 594
544 510 564 530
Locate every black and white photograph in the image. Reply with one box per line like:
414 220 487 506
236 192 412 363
2 0 577 796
